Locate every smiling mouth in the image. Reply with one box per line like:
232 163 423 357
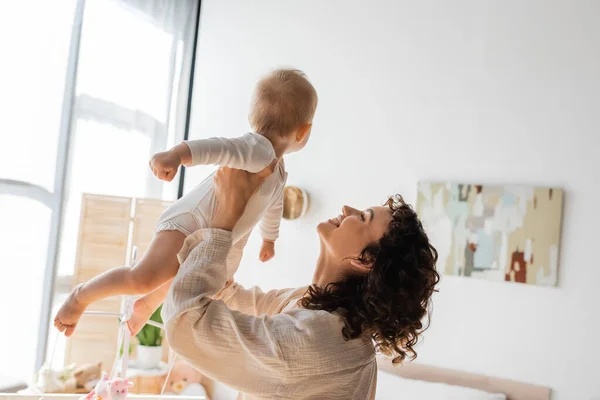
328 216 341 227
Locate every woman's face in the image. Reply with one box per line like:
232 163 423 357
317 204 393 273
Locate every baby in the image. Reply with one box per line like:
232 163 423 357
54 68 318 336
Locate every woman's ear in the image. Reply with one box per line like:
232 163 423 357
350 257 373 273
295 123 312 143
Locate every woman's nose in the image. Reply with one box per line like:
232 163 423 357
342 205 359 216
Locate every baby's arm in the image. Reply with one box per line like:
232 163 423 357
258 191 284 262
185 134 275 172
150 134 275 181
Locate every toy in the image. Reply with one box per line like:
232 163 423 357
36 364 64 393
110 378 134 400
74 362 103 387
80 374 133 400
64 378 78 393
65 362 103 393
30 361 102 394
161 361 208 397
58 363 77 382
82 373 111 400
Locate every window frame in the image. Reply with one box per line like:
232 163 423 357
32 0 86 373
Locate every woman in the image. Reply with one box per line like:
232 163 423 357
162 163 439 400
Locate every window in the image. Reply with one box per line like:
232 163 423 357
0 0 199 382
52 0 198 374
0 196 52 380
0 0 77 381
0 1 76 192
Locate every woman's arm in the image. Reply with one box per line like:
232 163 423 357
162 229 287 394
162 162 293 393
217 282 307 317
163 229 352 395
216 230 306 317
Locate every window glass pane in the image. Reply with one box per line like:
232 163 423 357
76 0 173 123
56 0 178 278
0 1 76 191
0 195 51 381
58 120 152 277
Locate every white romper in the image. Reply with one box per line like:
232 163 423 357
155 133 287 275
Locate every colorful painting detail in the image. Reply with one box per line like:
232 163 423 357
416 182 563 286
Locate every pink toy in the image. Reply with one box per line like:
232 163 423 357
79 374 133 400
81 373 111 400
110 378 134 400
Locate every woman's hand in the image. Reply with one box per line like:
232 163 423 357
212 160 278 231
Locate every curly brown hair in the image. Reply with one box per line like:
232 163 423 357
300 195 440 364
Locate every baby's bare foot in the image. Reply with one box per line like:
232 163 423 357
127 298 154 336
54 285 87 337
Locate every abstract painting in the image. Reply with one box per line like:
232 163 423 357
416 182 563 286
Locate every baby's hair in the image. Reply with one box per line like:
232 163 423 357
249 68 318 136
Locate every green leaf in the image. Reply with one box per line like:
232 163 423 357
120 343 135 356
136 305 163 346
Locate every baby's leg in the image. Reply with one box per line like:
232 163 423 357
129 232 252 334
128 279 172 335
54 230 185 336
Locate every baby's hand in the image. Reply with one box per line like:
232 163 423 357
259 240 275 262
149 150 181 182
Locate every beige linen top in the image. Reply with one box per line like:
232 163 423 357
161 229 377 400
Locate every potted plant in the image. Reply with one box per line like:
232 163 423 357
135 305 163 369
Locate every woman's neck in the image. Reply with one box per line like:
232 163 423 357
313 248 344 287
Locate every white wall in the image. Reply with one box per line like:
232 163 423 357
185 1 600 399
